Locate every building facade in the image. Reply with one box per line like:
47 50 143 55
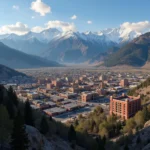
109 94 141 120
120 79 129 87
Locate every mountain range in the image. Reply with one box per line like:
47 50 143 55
1 26 150 64
0 42 61 68
104 32 150 67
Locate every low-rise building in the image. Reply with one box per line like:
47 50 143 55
43 107 66 116
120 79 129 87
59 92 78 99
81 92 99 102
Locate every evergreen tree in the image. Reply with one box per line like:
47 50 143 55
143 106 149 121
102 135 106 146
95 136 105 150
8 86 18 106
0 105 13 148
40 116 49 135
68 125 76 142
10 111 29 150
49 116 53 121
5 98 15 119
24 100 34 126
136 135 141 144
124 144 129 150
0 85 4 104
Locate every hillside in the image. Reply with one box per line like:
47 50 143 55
89 46 119 64
103 32 150 67
0 42 61 68
0 85 101 150
0 64 27 80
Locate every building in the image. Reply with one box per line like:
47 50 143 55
109 94 141 120
59 92 78 99
52 80 62 88
120 79 129 87
38 79 46 84
46 83 54 89
43 107 66 116
81 92 99 102
99 75 107 81
27 92 39 99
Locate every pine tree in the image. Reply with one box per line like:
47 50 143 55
136 134 141 144
24 100 34 126
0 85 4 104
0 105 13 148
49 116 53 121
68 125 76 142
124 144 129 150
40 116 49 135
5 98 15 119
8 86 18 106
102 135 106 146
95 136 105 150
10 111 29 150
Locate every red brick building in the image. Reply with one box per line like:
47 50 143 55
120 79 129 87
109 94 141 120
81 92 99 102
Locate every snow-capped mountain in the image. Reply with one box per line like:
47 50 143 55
98 26 150 44
0 26 150 63
0 28 61 55
43 30 117 63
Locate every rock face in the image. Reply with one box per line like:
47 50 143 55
26 125 83 150
122 121 150 150
26 125 54 150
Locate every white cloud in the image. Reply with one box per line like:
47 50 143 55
30 0 51 16
87 20 92 24
32 16 35 19
31 26 44 33
12 5 19 10
46 20 76 32
0 22 30 35
71 15 77 20
120 21 150 33
0 20 76 35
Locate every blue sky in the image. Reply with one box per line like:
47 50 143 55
0 0 150 34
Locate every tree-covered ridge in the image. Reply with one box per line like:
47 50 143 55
103 32 150 67
0 64 27 80
0 85 104 150
128 77 150 96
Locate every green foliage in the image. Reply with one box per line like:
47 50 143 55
136 134 141 144
24 100 34 126
68 125 76 142
95 136 105 150
10 111 29 150
0 105 13 145
40 116 49 135
75 106 121 139
128 77 150 96
124 144 129 150
8 86 18 107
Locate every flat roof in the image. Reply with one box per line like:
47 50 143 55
114 96 137 102
44 107 66 113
